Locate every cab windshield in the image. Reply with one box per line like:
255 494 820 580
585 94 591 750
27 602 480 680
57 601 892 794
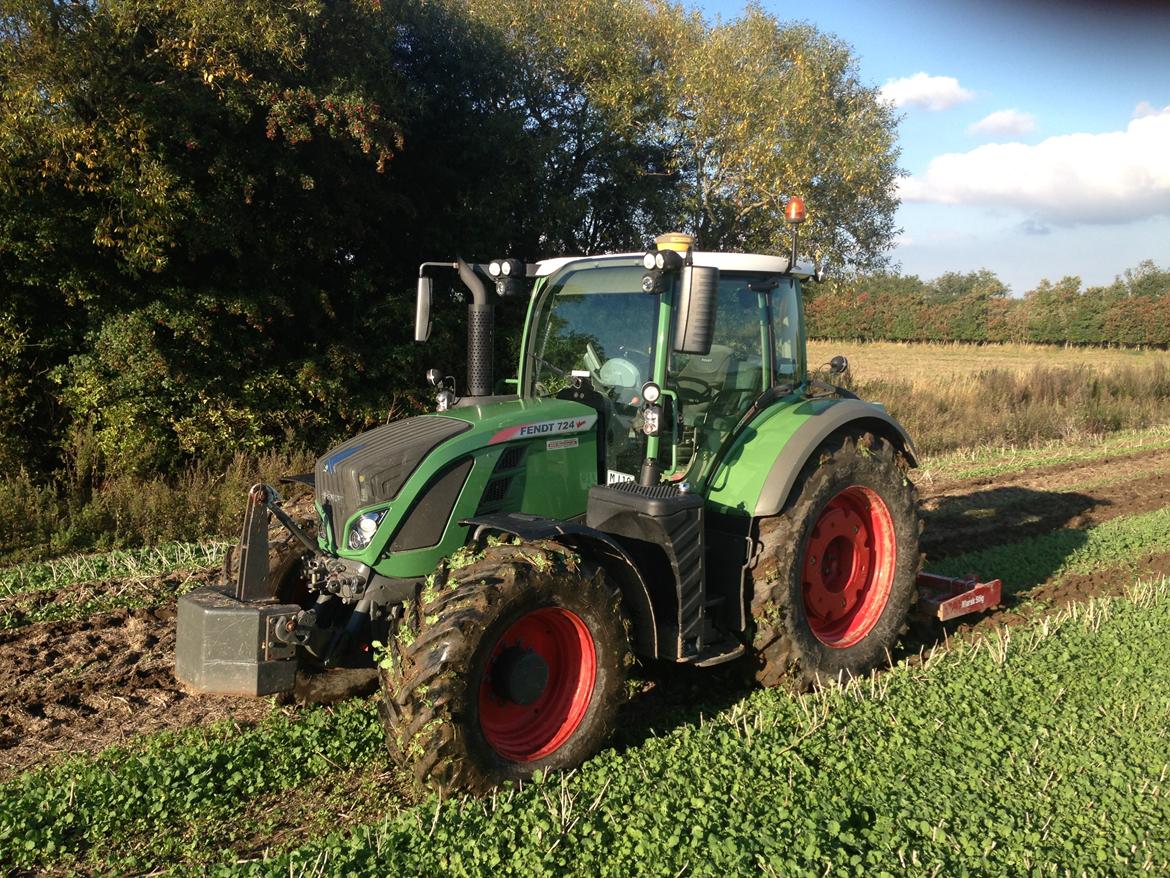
527 258 657 401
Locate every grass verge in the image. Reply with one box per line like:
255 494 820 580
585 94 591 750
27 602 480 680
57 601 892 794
0 571 209 629
0 540 228 599
917 423 1170 483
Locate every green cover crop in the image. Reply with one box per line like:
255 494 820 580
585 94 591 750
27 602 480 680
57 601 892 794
5 582 1169 876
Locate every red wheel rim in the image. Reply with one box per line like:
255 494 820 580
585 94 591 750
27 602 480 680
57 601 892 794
801 485 896 649
479 607 596 762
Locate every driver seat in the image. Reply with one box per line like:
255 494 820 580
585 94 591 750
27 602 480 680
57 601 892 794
676 344 734 426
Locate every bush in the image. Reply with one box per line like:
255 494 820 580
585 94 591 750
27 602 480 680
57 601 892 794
0 449 314 565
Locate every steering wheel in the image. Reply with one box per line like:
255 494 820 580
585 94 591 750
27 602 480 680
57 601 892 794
598 357 641 389
675 375 717 404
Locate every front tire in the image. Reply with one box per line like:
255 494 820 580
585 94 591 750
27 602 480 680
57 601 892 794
749 431 921 688
379 540 630 794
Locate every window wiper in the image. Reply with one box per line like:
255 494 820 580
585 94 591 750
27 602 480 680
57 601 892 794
531 354 567 378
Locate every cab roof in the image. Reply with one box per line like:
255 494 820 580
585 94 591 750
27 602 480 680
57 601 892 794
534 251 816 280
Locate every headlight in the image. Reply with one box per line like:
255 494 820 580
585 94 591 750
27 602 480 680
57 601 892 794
348 510 386 550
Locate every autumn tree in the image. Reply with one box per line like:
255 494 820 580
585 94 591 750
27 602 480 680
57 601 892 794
0 0 563 475
466 0 902 269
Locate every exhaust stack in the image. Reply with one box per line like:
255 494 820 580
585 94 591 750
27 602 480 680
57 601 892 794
457 257 493 398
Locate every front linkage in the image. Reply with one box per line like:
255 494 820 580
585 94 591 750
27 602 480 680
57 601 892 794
176 484 398 696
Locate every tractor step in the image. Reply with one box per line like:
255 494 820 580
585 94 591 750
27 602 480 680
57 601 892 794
915 572 1002 622
687 638 746 668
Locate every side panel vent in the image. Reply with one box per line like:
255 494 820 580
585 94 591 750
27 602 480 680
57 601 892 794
476 444 528 515
497 443 527 472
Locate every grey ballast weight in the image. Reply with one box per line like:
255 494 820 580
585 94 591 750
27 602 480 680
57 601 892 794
175 586 301 696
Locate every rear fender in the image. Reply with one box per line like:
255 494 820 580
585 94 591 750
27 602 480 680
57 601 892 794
463 513 659 658
754 400 917 518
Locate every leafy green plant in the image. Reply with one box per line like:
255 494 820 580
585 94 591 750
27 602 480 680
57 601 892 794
8 578 1170 876
206 579 1170 877
934 505 1170 594
0 700 384 871
0 540 228 599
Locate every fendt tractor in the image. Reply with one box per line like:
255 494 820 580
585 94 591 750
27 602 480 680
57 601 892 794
176 200 1000 792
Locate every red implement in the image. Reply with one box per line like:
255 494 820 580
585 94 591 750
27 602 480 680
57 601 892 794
915 572 1002 622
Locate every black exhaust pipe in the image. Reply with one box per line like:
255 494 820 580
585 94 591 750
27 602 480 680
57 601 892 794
457 257 493 398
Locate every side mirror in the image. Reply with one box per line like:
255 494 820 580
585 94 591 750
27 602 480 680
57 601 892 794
415 276 433 342
829 355 848 374
673 265 719 355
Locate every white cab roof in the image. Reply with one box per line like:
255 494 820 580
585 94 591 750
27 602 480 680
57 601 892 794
534 251 815 280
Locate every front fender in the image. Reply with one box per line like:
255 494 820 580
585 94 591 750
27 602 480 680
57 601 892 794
462 512 659 658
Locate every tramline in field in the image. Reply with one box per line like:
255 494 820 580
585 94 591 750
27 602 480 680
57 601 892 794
176 201 998 792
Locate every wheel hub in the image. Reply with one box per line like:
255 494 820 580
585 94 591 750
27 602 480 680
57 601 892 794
478 606 596 762
801 485 896 649
490 645 549 705
805 506 870 621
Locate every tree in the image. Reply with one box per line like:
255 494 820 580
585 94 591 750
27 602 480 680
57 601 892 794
0 0 551 475
463 0 903 270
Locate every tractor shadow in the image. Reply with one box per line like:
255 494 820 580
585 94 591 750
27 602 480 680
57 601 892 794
613 660 754 753
920 485 1101 561
616 486 1102 750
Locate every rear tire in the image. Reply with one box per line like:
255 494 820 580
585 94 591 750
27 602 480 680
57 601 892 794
749 431 921 688
379 540 630 794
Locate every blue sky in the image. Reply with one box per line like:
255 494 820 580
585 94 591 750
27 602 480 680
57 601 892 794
703 0 1170 293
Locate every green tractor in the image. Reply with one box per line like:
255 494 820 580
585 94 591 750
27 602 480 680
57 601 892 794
177 210 930 793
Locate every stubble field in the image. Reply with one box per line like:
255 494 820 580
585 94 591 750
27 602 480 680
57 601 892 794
3 343 1170 876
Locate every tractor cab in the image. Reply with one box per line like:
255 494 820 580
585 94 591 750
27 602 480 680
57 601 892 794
521 244 809 492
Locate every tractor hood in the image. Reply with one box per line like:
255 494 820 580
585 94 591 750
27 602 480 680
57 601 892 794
315 415 472 543
314 397 600 560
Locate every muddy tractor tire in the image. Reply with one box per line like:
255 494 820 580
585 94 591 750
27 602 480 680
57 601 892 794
379 540 631 794
749 431 922 688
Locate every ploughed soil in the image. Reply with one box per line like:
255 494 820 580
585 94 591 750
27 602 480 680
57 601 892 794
3 446 1170 780
920 446 1170 559
0 599 278 779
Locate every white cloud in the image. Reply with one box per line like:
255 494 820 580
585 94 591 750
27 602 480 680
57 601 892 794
968 109 1036 138
879 73 975 111
899 107 1170 225
1134 100 1158 118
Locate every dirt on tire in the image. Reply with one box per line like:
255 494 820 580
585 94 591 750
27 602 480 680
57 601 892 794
749 431 922 688
379 540 632 794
